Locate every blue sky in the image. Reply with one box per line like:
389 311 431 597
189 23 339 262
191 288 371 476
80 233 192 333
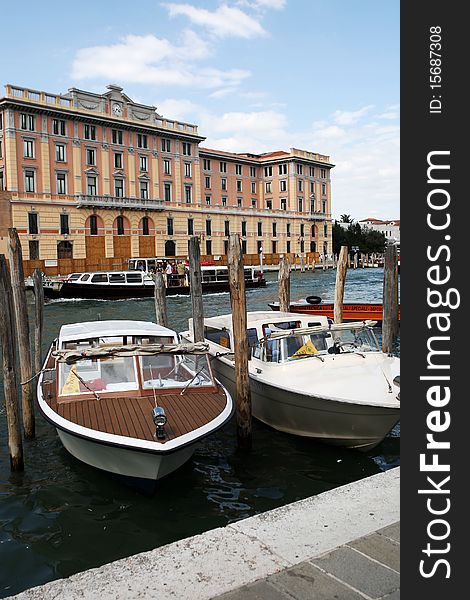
1 0 399 219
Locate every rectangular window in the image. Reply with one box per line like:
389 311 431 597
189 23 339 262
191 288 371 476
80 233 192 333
272 222 277 237
310 181 315 194
112 129 123 145
23 139 34 158
278 164 287 175
300 240 305 253
222 196 227 207
224 240 229 255
257 222 262 236
251 181 256 194
235 164 242 175
0 171 4 191
296 164 303 175
60 213 70 235
84 124 96 140
250 166 256 177
182 142 191 156
184 161 192 177
56 172 66 194
265 181 272 193
185 185 192 203
205 195 211 205
139 155 148 171
286 240 291 254
167 217 174 236
221 178 227 191
187 218 194 236
29 240 39 260
264 166 272 177
28 212 38 234
321 168 327 178
137 134 148 148
164 182 172 202
266 199 272 209
86 148 96 165
237 197 242 207
241 221 247 237
281 198 287 210
272 241 277 254
224 221 230 236
324 224 328 237
322 200 327 213
53 119 66 136
20 113 35 131
87 176 97 195
25 170 35 192
257 240 263 254
163 159 171 175
241 240 247 254
298 197 303 212
236 180 242 192
90 215 98 235
309 166 315 177
203 159 211 170
279 180 287 192
140 181 148 199
56 144 66 162
114 179 124 197
114 152 123 168
220 161 227 173
286 223 291 237
205 176 211 188
300 223 305 237
206 220 212 236
251 198 256 208
161 138 171 152
206 240 212 255
298 179 304 192
322 183 327 195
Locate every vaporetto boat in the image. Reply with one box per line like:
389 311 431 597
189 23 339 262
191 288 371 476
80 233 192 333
181 311 400 451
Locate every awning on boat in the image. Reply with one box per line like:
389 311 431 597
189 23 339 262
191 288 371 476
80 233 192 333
265 320 377 341
53 342 210 364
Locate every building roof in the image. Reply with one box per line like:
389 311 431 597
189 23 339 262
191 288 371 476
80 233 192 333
360 218 400 226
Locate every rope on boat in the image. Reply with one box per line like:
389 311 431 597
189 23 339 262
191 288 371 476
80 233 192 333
20 367 55 386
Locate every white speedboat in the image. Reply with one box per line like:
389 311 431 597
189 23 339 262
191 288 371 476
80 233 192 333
181 311 400 451
38 320 233 481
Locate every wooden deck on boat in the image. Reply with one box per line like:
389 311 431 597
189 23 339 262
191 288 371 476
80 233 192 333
41 356 228 444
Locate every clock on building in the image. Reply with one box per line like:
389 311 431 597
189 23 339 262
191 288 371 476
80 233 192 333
112 102 122 116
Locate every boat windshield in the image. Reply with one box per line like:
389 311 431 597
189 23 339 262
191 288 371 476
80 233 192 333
59 357 138 396
139 354 214 390
330 327 381 353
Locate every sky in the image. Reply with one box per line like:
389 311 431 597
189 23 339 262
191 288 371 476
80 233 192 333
1 0 399 220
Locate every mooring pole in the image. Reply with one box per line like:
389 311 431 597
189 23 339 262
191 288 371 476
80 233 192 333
382 244 399 353
8 228 35 439
32 268 44 376
334 246 349 323
278 255 291 312
0 255 24 471
154 271 168 327
189 236 204 342
228 234 252 449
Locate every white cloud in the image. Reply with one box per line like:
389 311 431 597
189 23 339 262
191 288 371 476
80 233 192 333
156 98 201 120
71 32 250 89
333 105 374 125
164 3 267 38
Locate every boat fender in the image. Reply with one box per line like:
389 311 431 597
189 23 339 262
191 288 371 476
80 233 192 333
306 295 322 304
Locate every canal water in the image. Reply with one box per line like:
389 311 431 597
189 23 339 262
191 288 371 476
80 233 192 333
0 268 400 597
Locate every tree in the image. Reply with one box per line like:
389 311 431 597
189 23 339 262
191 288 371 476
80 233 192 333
332 221 386 255
339 214 353 223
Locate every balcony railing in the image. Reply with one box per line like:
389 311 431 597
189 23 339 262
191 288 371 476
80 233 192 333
307 211 329 220
75 194 164 211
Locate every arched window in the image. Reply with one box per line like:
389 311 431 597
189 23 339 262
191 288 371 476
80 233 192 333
85 214 104 236
113 215 130 236
116 215 125 235
139 216 154 236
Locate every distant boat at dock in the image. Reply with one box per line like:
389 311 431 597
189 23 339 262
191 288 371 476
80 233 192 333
181 311 400 451
269 296 400 323
37 320 234 481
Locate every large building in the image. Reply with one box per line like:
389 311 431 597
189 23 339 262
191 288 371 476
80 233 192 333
359 218 400 244
0 83 334 275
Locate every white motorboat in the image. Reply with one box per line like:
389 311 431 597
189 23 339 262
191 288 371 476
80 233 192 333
37 320 233 481
181 311 400 451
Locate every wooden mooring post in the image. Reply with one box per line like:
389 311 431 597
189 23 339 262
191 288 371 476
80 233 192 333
353 252 358 269
0 255 24 471
153 271 168 327
33 268 44 376
189 236 204 342
334 246 349 323
382 245 399 353
278 255 291 312
8 228 35 439
228 234 252 449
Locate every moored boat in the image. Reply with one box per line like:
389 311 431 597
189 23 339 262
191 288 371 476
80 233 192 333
37 320 234 481
269 297 401 322
181 311 400 451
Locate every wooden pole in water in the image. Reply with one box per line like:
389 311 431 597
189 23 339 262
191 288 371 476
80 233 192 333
32 268 44 376
0 255 24 471
300 253 305 272
8 228 35 439
153 271 168 328
278 255 291 312
353 252 358 269
228 234 252 449
382 244 399 353
189 236 204 342
334 246 349 324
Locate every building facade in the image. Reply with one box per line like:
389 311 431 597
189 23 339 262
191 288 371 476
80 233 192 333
359 218 400 244
0 84 334 274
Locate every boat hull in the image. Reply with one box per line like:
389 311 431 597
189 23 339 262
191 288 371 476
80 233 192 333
210 357 399 451
269 301 400 323
43 279 265 300
56 428 197 480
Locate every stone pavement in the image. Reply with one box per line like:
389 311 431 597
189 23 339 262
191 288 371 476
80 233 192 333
213 522 400 600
